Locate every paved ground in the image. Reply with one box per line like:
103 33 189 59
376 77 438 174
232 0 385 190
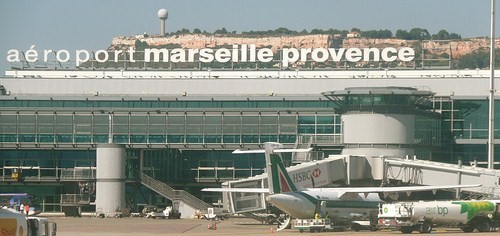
48 216 496 236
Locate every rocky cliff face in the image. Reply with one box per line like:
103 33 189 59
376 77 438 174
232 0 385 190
343 38 500 58
422 38 500 57
111 34 498 58
112 34 330 51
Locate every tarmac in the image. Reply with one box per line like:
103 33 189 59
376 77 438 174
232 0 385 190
47 215 498 236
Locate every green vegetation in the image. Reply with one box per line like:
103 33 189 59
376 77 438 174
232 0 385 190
134 40 149 51
456 50 500 69
360 29 392 39
165 27 461 40
432 30 461 40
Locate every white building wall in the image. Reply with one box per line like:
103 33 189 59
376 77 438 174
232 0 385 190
342 114 415 144
341 114 416 180
0 70 495 97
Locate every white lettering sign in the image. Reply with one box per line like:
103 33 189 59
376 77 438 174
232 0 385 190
6 44 416 68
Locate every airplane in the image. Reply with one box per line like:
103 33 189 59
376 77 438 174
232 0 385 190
203 142 481 229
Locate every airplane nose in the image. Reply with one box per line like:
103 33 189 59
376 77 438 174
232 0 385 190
266 193 315 218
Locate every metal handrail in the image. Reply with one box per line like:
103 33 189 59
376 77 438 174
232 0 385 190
140 173 211 211
60 194 91 205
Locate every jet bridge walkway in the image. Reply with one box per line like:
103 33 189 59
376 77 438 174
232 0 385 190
384 156 500 198
220 154 500 217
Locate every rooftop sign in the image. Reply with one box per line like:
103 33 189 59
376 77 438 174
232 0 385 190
6 44 415 68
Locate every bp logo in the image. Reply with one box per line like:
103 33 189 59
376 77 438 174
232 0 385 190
384 207 388 213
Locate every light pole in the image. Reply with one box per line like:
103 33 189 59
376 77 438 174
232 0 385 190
488 0 496 169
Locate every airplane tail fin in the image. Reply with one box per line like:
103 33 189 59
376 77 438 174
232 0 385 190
233 142 311 195
264 142 307 194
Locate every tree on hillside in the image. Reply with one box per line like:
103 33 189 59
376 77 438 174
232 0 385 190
361 29 392 38
432 30 462 40
448 33 461 39
350 28 361 33
409 28 431 40
174 28 191 35
455 50 500 69
134 40 148 51
275 27 298 35
310 28 325 34
214 28 229 34
432 30 450 40
395 29 411 40
395 28 431 40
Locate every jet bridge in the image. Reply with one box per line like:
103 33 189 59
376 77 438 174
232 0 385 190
383 156 500 198
219 154 500 215
220 155 375 214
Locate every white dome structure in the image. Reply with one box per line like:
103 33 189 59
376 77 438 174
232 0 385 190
157 9 168 36
157 9 168 19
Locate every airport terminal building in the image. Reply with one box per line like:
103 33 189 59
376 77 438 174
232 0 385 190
0 66 498 214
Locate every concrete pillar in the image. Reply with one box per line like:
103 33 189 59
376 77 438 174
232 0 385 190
96 144 126 215
341 113 415 180
341 113 415 157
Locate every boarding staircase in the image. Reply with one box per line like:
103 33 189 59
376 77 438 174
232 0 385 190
292 134 316 163
140 173 212 212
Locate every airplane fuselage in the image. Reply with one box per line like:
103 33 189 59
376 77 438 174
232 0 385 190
266 190 383 220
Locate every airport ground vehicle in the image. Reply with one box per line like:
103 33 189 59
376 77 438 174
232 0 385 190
350 219 378 232
378 200 500 233
203 207 229 221
293 217 376 233
0 208 57 236
293 218 339 233
145 206 181 219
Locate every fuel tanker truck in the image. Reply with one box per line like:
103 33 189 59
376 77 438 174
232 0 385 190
378 200 500 233
0 208 57 236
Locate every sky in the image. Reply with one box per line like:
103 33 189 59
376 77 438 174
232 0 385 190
0 0 498 73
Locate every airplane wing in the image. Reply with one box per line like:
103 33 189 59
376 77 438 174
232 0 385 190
202 188 269 193
315 184 482 198
232 149 265 154
203 184 481 195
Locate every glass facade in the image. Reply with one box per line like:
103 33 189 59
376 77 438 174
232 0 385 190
1 94 499 211
431 97 500 164
0 99 339 146
0 98 342 210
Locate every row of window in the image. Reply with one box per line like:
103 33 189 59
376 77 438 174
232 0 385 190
0 100 337 109
0 110 341 145
0 133 335 145
432 99 500 139
5 97 500 144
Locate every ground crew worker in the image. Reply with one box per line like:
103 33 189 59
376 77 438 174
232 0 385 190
25 204 30 215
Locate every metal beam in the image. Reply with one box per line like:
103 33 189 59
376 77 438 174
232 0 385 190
488 0 496 169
